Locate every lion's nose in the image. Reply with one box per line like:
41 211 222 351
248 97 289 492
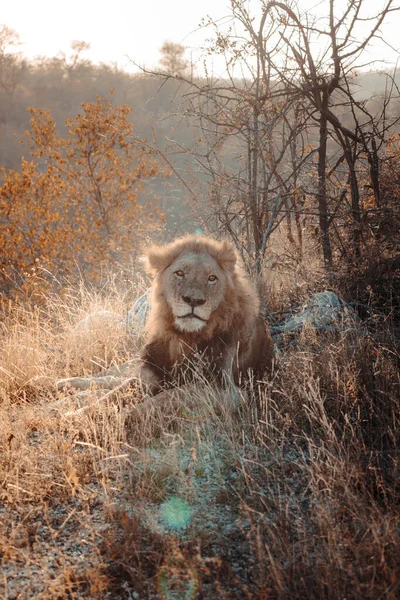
182 295 206 307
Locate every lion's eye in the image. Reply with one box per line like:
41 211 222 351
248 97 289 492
175 270 184 278
208 275 218 282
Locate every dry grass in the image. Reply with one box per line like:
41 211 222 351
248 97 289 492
262 224 325 311
0 264 399 599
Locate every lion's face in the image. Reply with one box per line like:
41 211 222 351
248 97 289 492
141 236 272 389
161 251 228 333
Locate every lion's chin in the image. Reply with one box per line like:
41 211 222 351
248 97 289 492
174 316 206 333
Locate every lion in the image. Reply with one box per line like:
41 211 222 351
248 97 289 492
57 236 273 404
137 235 273 395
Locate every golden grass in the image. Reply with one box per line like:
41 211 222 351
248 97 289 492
0 263 399 599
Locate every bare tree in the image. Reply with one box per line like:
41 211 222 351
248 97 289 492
0 25 26 95
146 19 313 269
142 0 399 272
256 0 399 267
158 41 190 77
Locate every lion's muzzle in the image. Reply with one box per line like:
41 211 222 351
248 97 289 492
182 294 206 308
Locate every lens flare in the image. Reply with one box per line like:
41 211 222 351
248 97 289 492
159 497 192 530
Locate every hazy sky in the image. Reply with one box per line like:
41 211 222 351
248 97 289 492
2 0 228 71
2 0 399 74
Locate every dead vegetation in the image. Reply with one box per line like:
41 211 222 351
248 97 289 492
0 261 399 599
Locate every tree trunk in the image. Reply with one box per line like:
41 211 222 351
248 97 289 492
318 91 333 269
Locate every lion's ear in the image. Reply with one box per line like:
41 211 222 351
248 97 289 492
215 240 237 272
145 245 173 274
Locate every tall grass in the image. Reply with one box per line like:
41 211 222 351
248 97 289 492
0 261 399 599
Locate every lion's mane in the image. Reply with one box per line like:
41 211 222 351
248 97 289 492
139 235 273 390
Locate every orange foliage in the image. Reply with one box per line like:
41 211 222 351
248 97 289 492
0 96 165 296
